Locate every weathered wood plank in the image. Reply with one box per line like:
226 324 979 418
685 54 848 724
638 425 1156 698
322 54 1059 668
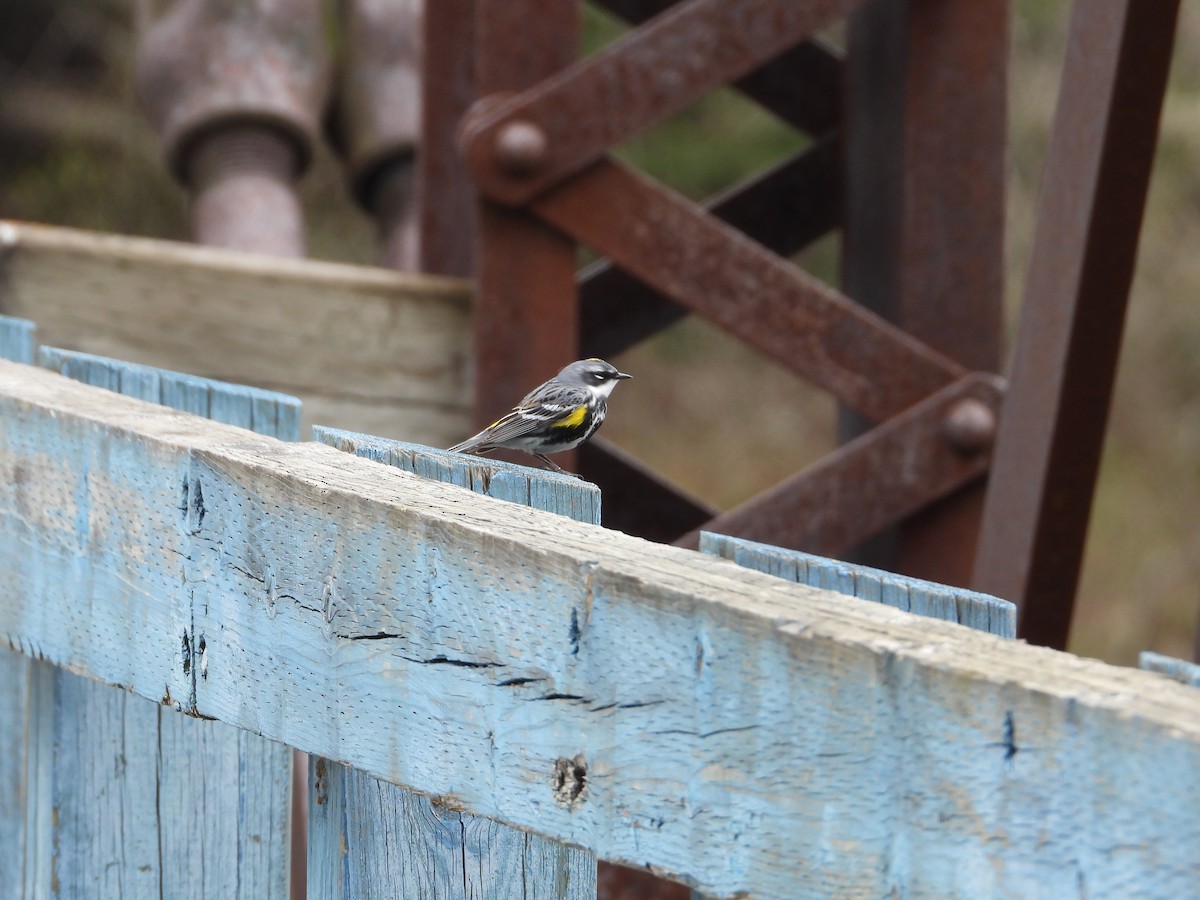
0 315 36 364
0 218 470 445
0 317 38 900
21 348 297 899
0 636 33 900
313 426 600 523
310 751 595 900
699 532 1016 638
38 346 302 441
47 675 162 899
1 361 1199 898
1140 651 1200 687
309 427 597 899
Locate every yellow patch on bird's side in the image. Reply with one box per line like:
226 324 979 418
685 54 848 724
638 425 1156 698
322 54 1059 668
552 405 589 428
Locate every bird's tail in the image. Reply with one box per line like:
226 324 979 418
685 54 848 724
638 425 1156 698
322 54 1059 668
448 431 489 454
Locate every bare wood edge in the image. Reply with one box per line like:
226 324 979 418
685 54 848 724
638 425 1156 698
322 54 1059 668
0 220 471 302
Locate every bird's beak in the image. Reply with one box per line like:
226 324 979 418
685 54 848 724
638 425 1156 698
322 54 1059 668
616 371 633 380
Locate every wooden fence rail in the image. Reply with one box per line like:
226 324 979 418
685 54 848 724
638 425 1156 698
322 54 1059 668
2 322 300 899
1 353 1199 897
308 426 599 898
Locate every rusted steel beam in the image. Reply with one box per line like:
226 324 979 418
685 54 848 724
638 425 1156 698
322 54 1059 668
419 0 477 277
460 0 866 206
732 37 842 136
471 2 581 445
535 158 962 422
845 0 1005 372
843 0 1007 588
578 440 716 543
972 0 1181 648
581 134 841 359
595 0 842 134
677 374 1003 555
598 865 690 900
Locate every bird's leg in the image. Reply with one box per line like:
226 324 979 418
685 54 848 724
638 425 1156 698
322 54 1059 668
533 453 565 472
533 453 584 479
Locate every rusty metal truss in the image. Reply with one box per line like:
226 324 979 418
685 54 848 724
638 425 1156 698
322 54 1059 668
424 0 1005 598
418 0 1182 666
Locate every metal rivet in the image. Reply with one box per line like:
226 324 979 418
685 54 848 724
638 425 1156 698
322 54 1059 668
494 120 548 176
942 398 996 453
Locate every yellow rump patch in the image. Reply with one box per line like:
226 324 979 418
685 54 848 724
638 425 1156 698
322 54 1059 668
551 405 588 429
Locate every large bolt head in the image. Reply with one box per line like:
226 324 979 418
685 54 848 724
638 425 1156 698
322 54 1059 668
493 120 548 176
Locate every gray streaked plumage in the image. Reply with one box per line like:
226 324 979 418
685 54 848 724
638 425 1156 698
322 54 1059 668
448 359 632 473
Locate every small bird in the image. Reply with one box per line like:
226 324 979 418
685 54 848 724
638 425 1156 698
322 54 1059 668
448 358 632 474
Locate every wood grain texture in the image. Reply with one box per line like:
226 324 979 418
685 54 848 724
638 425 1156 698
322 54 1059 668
17 346 297 899
313 427 600 525
309 758 595 900
0 317 38 900
0 636 33 900
309 427 597 899
698 533 1015 638
1 361 1199 898
0 219 470 446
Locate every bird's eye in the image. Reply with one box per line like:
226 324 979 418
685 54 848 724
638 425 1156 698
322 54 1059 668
591 372 605 382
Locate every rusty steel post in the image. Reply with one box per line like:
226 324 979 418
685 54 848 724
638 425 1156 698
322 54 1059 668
137 4 330 896
418 0 477 277
331 0 422 270
843 0 1007 588
468 0 581 457
136 0 329 257
183 125 307 254
972 0 1181 649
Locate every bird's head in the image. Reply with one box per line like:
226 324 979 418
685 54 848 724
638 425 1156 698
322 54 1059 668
558 358 633 397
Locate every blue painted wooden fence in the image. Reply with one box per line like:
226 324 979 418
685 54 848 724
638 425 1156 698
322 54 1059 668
699 532 1016 637
308 427 598 898
2 315 1200 898
1 322 302 899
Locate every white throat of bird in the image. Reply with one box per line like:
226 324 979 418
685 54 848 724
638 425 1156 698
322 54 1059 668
591 379 620 399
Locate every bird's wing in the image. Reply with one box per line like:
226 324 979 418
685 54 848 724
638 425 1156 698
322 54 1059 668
449 383 590 452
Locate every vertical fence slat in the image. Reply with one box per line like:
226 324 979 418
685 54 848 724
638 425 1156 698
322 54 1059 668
0 642 34 900
49 676 163 899
0 317 38 900
308 427 599 899
17 345 301 898
0 315 36 363
698 532 1015 638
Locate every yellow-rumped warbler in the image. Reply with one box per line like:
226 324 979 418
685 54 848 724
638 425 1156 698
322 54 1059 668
449 358 632 473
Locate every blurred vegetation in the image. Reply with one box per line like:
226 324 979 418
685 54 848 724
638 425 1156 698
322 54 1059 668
0 0 1196 664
